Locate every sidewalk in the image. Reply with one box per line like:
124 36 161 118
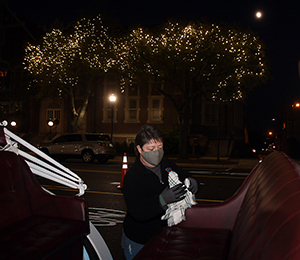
113 155 260 171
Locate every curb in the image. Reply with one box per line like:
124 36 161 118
112 156 259 170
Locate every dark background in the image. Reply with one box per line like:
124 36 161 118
7 0 300 137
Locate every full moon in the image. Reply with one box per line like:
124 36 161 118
256 11 262 18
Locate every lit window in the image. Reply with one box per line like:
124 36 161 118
125 84 140 123
129 99 137 120
147 81 163 123
47 109 61 121
148 97 163 123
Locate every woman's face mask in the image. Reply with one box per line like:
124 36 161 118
142 149 164 166
138 139 164 166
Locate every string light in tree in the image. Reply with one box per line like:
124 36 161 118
24 14 117 98
117 21 266 102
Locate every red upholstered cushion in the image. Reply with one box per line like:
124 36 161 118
229 151 300 260
0 151 89 230
0 151 90 259
134 226 231 260
0 216 87 260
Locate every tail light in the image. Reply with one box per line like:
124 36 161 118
98 142 103 146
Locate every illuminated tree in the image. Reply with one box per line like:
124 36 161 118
117 21 268 157
24 15 116 132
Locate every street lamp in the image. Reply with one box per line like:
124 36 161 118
109 94 116 142
48 119 54 140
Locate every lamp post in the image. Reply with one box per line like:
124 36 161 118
109 94 116 142
48 119 54 140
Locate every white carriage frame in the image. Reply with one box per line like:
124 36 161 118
0 121 113 260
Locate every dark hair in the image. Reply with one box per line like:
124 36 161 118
134 125 163 153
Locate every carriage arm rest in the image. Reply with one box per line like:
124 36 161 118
17 154 90 231
178 163 260 230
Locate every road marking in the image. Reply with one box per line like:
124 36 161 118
198 198 224 203
190 170 214 175
42 184 123 195
192 174 246 180
68 168 249 177
86 190 123 196
42 184 224 203
89 207 126 227
190 170 249 177
69 168 120 174
229 172 249 176
42 185 75 192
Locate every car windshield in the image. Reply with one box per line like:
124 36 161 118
85 134 111 142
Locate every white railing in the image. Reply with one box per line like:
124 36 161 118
0 121 87 196
0 121 114 259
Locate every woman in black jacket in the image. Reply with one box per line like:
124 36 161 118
121 125 199 259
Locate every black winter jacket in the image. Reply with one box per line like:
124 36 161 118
122 155 198 244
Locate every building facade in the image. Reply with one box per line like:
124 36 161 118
37 74 245 157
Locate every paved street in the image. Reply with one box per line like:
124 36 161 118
37 155 259 260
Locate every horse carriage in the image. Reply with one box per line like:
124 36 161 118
0 121 113 260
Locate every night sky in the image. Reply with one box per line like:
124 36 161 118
7 0 300 136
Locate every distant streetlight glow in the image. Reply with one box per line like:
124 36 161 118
256 11 262 18
109 94 116 102
292 102 300 108
48 120 54 127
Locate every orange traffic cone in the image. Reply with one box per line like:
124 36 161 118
117 152 128 189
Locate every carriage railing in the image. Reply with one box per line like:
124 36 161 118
0 121 87 196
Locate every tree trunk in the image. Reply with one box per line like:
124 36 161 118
71 88 91 132
178 104 191 159
178 77 194 159
178 119 189 158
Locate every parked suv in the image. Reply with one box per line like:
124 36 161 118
38 133 116 163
